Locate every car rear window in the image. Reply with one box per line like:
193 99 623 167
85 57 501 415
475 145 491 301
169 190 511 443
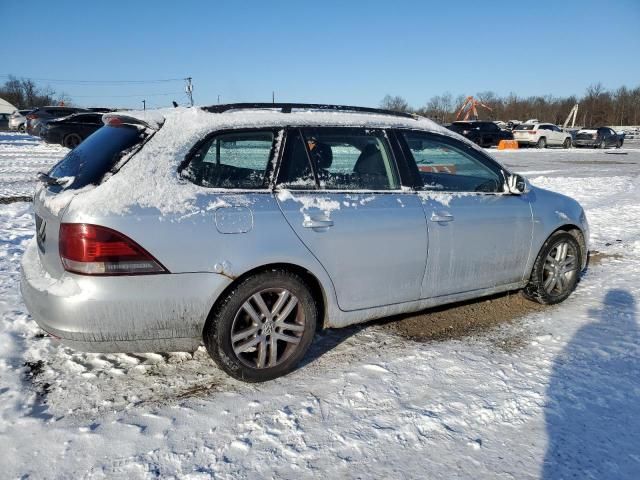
451 122 472 129
514 124 535 130
48 124 146 190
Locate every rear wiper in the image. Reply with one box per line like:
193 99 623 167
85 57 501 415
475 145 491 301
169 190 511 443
37 172 64 186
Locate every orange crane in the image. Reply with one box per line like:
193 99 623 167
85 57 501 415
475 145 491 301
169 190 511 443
455 96 493 121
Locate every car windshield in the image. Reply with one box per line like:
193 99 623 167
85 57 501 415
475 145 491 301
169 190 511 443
514 124 535 130
48 124 147 190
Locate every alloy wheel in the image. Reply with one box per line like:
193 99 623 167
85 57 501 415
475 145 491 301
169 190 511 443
542 241 578 296
231 288 306 369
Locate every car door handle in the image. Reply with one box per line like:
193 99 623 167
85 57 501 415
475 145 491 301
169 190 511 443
430 212 454 222
303 216 334 229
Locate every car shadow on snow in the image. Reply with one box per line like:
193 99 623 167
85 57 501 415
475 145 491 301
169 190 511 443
542 289 640 479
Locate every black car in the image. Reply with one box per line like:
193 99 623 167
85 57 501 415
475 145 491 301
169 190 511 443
40 112 105 148
446 121 513 147
573 127 625 148
25 106 88 136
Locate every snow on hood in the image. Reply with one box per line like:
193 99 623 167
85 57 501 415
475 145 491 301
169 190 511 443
577 129 597 134
65 106 484 217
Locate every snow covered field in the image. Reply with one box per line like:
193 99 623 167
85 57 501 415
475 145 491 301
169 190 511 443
1 132 639 479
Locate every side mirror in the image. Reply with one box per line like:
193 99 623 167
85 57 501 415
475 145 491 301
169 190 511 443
507 173 529 195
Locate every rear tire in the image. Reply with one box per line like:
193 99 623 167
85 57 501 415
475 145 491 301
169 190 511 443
18 124 25 133
63 133 82 149
203 270 317 382
523 231 582 305
536 137 547 149
598 138 605 149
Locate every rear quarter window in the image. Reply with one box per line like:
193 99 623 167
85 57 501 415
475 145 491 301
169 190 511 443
180 130 277 189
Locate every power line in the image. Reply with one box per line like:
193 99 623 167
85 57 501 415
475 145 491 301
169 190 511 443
71 92 184 98
0 74 186 85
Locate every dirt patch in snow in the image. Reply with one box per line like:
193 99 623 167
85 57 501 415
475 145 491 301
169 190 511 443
376 291 546 343
588 250 623 266
0 195 32 204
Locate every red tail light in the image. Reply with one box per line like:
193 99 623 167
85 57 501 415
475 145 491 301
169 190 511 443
27 114 39 120
59 223 167 275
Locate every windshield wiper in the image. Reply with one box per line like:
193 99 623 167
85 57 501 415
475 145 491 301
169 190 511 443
37 172 64 186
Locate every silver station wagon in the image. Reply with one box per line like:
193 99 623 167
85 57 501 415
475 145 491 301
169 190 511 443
21 103 589 381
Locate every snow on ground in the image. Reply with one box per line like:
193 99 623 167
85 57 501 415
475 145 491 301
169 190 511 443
0 135 639 479
0 132 67 198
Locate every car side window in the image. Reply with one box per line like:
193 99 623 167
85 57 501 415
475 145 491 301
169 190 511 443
181 130 276 189
401 131 503 193
278 127 400 190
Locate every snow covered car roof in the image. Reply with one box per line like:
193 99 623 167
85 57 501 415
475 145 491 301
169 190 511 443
55 105 479 217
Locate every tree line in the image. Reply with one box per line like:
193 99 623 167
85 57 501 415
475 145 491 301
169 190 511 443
381 83 640 127
0 75 70 109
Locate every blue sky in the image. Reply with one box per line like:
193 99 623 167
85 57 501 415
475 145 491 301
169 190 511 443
1 0 639 109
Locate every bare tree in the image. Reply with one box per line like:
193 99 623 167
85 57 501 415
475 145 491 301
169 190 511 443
385 83 640 126
0 75 69 108
380 95 411 113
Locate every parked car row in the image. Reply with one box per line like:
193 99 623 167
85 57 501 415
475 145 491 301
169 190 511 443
446 119 626 149
7 105 115 148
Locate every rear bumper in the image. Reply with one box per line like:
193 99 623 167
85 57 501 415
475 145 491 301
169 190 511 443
573 139 598 147
20 241 232 353
514 138 536 146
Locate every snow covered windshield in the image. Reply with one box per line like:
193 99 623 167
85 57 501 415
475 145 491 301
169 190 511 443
48 125 147 190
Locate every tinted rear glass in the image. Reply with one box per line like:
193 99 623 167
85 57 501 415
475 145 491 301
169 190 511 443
449 123 472 130
48 125 144 190
514 124 535 130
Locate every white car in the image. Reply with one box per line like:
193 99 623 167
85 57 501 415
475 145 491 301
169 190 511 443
513 122 572 149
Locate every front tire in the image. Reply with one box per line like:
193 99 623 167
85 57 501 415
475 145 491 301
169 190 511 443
523 231 581 305
203 270 317 382
563 137 571 149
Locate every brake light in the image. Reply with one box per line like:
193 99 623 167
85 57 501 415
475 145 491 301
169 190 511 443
59 223 167 275
27 114 39 120
529 130 537 134
103 116 123 127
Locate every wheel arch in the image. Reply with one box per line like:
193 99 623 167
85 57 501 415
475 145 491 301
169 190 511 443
203 262 329 336
528 224 587 279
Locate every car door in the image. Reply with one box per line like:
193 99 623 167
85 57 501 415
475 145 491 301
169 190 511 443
397 130 533 298
275 127 428 311
540 124 554 145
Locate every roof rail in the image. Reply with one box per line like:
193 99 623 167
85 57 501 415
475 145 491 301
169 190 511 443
201 102 419 120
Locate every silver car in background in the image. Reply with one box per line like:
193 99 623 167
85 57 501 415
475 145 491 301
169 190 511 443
21 103 589 382
9 109 33 132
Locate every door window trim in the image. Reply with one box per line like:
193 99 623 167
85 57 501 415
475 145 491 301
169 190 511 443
394 128 510 195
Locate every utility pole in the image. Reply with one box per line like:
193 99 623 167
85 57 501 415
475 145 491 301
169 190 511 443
142 99 146 111
272 91 275 104
185 77 194 106
217 94 220 104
